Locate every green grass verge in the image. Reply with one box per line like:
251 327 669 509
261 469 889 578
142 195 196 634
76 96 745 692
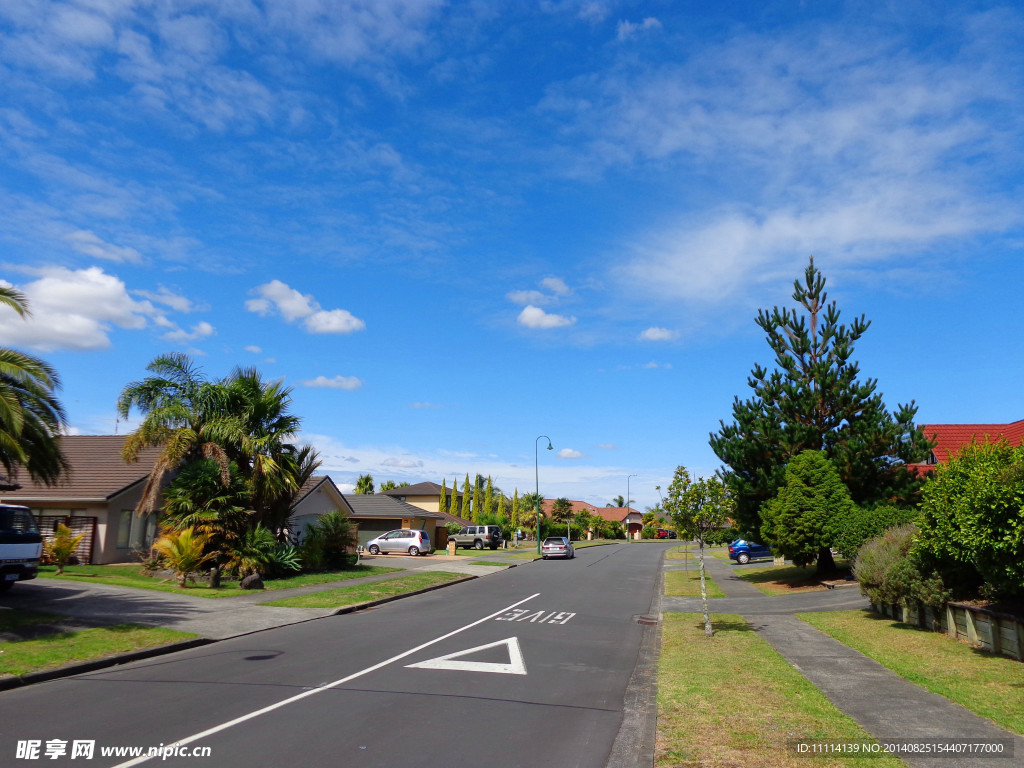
736 562 850 595
0 608 63 631
664 568 726 598
658 613 903 768
801 610 1024 736
0 616 197 678
468 561 508 567
36 564 401 597
259 571 466 608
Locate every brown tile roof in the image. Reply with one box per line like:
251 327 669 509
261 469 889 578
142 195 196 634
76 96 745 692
343 494 444 520
1 435 161 503
378 480 464 498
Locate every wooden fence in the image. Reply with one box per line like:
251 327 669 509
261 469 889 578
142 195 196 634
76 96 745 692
872 600 1024 661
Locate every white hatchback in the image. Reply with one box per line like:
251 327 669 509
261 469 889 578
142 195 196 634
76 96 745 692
365 529 432 556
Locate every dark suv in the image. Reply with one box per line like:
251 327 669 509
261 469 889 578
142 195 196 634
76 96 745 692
450 525 503 550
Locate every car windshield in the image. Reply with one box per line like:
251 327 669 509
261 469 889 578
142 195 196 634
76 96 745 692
543 538 565 545
0 506 38 534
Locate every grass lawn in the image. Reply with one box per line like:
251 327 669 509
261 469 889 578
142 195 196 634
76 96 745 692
0 609 196 678
664 568 726 598
658 613 903 768
37 563 402 597
260 571 466 608
468 561 508 567
736 562 851 595
801 610 1024 736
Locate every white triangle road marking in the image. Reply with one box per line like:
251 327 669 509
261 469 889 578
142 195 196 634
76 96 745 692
405 637 527 675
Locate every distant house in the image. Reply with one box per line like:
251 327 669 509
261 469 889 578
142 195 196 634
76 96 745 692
376 481 471 545
0 435 162 564
541 498 644 539
907 418 1024 474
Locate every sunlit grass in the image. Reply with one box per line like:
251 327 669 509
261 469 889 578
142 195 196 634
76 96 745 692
260 571 466 608
664 568 726 598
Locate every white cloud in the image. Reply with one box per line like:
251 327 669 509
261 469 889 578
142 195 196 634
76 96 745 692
642 361 672 370
0 266 166 351
411 402 443 409
616 17 661 42
507 289 548 305
597 444 618 450
134 287 196 313
517 305 576 329
639 326 677 341
163 321 215 342
64 230 142 263
558 448 583 459
540 276 570 296
302 375 363 390
247 280 365 334
245 345 262 354
381 457 424 469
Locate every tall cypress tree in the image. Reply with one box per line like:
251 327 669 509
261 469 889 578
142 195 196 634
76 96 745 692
511 489 520 532
438 479 448 518
483 476 494 518
462 474 472 520
472 476 483 523
710 257 932 537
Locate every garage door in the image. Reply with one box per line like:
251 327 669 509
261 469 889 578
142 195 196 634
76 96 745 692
355 518 401 546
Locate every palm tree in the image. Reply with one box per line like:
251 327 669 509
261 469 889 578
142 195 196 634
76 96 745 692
117 353 235 514
152 527 216 587
0 285 68 485
354 474 374 494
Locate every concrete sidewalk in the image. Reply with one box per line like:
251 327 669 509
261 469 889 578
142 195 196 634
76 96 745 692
664 553 1024 768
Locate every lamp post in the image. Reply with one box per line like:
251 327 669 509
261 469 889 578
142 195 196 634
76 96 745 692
627 473 638 540
536 435 552 555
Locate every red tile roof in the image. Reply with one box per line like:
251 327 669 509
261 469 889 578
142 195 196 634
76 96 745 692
920 419 1024 463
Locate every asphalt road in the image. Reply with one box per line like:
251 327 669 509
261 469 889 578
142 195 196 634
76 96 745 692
1 542 668 768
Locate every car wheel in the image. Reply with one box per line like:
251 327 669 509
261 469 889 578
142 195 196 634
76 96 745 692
542 555 548 560
0 580 13 593
368 545 380 555
408 546 420 556
474 540 484 550
737 552 750 564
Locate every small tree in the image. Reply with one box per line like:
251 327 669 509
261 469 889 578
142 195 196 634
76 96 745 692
551 497 573 527
438 479 448 516
45 523 85 575
152 527 216 587
462 474 472 519
472 476 483 523
511 489 520 534
665 466 735 637
760 450 855 573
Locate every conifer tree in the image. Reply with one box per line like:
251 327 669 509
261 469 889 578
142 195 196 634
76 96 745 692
710 257 932 537
449 484 461 518
439 479 448 517
472 476 482 523
511 489 520 532
483 476 494 517
462 474 472 520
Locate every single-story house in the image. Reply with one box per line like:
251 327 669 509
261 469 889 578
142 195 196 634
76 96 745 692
0 435 162 564
376 481 471 545
908 418 1024 474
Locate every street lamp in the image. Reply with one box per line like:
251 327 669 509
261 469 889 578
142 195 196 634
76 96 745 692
536 435 552 555
627 473 638 540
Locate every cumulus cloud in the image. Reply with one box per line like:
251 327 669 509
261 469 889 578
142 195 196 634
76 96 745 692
517 305 576 329
245 345 262 354
558 448 583 459
381 457 425 469
134 287 197 313
507 276 572 307
301 375 363 390
539 276 570 296
0 266 167 351
639 326 677 341
247 280 365 334
64 230 142 263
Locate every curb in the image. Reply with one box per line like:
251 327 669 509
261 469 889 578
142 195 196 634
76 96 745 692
0 638 213 692
0 568 491 693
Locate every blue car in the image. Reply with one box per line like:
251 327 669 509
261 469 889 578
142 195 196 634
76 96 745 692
728 539 772 564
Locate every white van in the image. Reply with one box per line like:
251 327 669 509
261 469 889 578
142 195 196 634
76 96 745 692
0 504 43 593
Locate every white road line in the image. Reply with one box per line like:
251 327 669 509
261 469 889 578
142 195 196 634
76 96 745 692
111 592 541 767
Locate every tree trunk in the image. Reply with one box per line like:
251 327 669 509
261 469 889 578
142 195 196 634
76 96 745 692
698 541 713 637
816 546 836 576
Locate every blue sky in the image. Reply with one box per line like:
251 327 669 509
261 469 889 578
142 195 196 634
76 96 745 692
1 1 1022 513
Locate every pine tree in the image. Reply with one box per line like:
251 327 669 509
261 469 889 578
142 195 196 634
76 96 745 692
760 450 856 573
710 257 932 536
449 483 461 518
439 479 448 517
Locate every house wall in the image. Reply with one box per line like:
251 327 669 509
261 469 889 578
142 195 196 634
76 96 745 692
392 495 442 513
290 486 349 541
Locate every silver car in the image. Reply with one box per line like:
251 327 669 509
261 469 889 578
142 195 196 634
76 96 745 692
365 529 432 556
541 536 574 559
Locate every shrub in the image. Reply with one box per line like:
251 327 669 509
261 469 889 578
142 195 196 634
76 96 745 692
853 524 949 609
44 524 86 575
832 504 920 560
152 527 216 587
641 524 657 539
445 521 461 536
308 510 357 569
917 440 1024 599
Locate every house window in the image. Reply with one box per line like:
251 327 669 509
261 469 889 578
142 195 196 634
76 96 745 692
118 511 156 550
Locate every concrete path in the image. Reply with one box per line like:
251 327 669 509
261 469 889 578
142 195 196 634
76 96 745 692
662 553 1024 768
1 556 511 640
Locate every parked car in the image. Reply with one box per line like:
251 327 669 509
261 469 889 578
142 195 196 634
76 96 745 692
541 536 574 559
450 524 504 550
365 529 432 556
728 539 772 564
655 529 678 539
0 504 42 593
